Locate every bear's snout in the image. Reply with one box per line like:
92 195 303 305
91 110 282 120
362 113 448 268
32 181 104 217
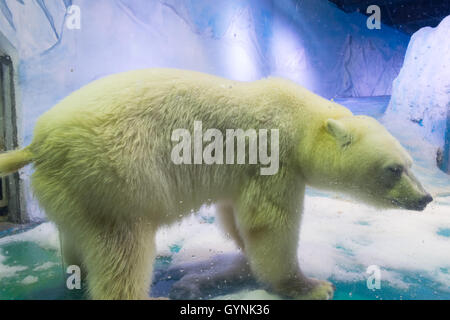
416 193 433 210
406 193 433 211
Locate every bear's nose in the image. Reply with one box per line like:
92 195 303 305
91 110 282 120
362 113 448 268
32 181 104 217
419 194 433 206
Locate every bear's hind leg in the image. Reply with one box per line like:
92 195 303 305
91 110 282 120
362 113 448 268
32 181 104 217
60 230 84 269
216 202 245 250
82 221 156 300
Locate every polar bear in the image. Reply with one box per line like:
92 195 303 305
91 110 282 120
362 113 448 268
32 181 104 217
0 68 432 299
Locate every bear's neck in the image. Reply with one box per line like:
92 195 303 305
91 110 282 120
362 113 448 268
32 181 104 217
273 86 353 189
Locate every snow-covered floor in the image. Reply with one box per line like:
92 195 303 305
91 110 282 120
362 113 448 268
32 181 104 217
0 97 449 300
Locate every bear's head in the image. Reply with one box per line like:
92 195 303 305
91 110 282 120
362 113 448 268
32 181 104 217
302 115 432 211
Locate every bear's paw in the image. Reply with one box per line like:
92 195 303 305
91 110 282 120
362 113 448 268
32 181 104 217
295 279 335 300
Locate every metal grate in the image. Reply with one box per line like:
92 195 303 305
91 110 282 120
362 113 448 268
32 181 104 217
0 54 27 223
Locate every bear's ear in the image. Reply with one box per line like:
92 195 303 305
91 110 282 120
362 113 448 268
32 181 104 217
325 119 352 148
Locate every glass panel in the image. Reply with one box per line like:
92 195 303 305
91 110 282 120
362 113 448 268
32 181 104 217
0 0 449 301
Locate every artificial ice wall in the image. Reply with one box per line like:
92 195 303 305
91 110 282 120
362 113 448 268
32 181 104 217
385 16 450 173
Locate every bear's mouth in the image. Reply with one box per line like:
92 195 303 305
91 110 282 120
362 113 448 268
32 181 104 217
388 198 428 211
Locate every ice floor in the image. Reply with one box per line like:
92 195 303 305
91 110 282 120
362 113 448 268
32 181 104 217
1 96 449 300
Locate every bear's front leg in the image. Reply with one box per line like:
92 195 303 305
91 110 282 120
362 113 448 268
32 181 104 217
235 180 334 300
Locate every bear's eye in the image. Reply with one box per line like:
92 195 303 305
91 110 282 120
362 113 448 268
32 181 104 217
386 165 403 177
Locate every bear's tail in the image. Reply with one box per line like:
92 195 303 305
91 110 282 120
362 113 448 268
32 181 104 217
0 147 33 177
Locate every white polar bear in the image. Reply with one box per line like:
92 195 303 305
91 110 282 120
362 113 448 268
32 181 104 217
0 69 432 299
